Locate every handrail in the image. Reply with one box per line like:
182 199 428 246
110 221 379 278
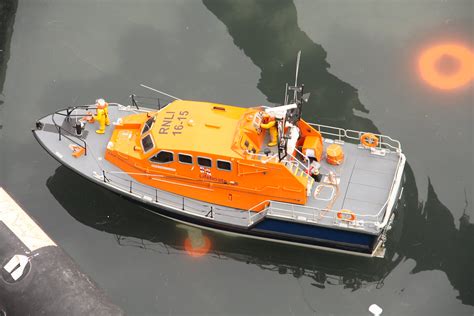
247 149 309 171
308 123 401 153
291 147 310 171
246 200 270 224
101 161 401 231
49 99 173 156
245 152 405 229
99 169 268 226
246 152 279 163
131 94 173 111
51 108 89 155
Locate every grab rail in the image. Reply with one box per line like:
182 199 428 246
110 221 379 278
49 96 175 156
291 147 310 171
51 107 91 156
98 169 269 227
244 152 404 230
246 200 270 225
131 94 173 111
309 123 401 152
51 103 128 155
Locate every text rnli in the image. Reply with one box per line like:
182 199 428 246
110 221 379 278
158 110 189 136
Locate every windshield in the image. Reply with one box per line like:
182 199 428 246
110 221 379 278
141 134 154 152
142 116 155 134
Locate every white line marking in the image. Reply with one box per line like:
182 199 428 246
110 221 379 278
0 188 56 251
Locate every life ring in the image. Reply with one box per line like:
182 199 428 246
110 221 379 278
360 133 379 148
337 209 356 222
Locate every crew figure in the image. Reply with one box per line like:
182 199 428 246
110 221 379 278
93 98 110 134
260 113 278 146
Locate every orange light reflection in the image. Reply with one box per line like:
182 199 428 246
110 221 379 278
184 236 211 257
418 43 474 90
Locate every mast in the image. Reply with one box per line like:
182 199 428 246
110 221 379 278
274 50 310 161
293 50 301 102
285 50 309 124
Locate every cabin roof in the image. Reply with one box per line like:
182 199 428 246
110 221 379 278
150 100 250 157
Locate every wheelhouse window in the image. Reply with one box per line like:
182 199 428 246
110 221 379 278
150 151 174 164
142 116 155 134
197 157 212 168
217 160 232 171
178 154 193 164
141 135 154 153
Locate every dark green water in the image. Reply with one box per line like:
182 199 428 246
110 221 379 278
1 0 473 315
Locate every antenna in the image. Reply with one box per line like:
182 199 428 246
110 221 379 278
140 84 181 100
293 50 301 101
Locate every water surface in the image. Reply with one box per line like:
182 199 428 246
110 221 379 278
0 0 472 315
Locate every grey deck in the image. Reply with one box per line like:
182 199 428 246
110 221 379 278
255 127 404 235
34 104 404 236
267 140 402 234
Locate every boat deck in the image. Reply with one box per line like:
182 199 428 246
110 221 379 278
35 105 264 229
257 130 402 234
34 104 404 236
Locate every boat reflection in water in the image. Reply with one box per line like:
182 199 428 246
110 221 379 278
47 166 404 292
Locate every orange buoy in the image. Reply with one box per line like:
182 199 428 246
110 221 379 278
337 209 356 222
360 133 379 148
326 144 344 165
418 43 474 90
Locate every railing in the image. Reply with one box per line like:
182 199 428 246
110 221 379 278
262 154 405 231
246 200 270 225
246 152 279 164
97 169 267 227
48 95 176 156
51 103 128 155
51 105 94 156
375 152 405 228
96 160 403 232
99 163 401 231
268 201 382 227
247 148 310 174
130 94 173 111
309 123 401 153
291 147 310 172
242 150 404 231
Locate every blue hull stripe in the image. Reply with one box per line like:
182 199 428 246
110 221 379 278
253 218 376 251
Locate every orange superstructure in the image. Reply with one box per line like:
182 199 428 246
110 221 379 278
105 100 324 211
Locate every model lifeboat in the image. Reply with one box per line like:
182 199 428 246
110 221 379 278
33 52 405 257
